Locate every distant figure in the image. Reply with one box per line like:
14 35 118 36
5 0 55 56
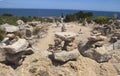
60 13 64 24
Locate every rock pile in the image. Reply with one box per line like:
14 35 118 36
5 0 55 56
78 32 112 63
0 36 33 66
48 32 79 62
0 29 34 66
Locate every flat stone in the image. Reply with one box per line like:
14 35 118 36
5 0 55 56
55 32 76 40
3 38 29 54
54 49 80 62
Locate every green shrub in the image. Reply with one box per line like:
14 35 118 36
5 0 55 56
84 12 93 18
64 11 93 22
94 16 110 24
64 14 77 22
0 29 6 41
75 11 85 19
2 13 13 16
86 17 94 23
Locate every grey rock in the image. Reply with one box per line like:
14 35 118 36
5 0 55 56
83 47 112 63
78 39 112 63
3 39 29 54
54 49 80 62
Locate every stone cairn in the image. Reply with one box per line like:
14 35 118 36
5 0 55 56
78 31 115 63
0 26 34 66
0 34 33 66
48 32 80 62
88 32 106 48
53 32 77 52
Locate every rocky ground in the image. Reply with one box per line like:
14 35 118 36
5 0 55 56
0 22 120 76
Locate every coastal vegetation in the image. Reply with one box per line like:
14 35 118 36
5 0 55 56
0 29 5 41
0 11 114 26
0 13 53 25
94 16 110 24
64 11 111 24
0 11 114 41
0 11 113 26
64 11 93 22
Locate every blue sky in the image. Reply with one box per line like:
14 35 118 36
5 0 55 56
0 0 120 12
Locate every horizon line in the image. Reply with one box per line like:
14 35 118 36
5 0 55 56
0 7 120 13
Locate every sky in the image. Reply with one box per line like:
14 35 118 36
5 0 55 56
0 0 120 12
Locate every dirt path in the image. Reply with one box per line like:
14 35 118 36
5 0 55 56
33 22 92 52
33 25 61 52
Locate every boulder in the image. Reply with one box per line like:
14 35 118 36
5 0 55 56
81 46 112 63
78 39 112 63
53 49 80 62
0 23 19 33
3 38 29 54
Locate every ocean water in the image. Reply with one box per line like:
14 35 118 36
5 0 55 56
0 8 120 18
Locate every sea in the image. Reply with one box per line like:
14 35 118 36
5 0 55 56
0 8 120 18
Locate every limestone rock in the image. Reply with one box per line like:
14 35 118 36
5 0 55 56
109 51 120 75
0 23 19 33
55 32 76 40
53 49 80 62
3 39 29 54
83 46 112 63
0 63 16 76
15 52 117 76
78 39 112 63
100 63 117 76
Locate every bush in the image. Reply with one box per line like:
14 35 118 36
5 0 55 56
84 12 93 18
64 14 77 22
75 11 85 19
0 15 18 25
94 16 110 24
2 13 13 16
64 11 93 22
0 13 54 25
75 11 93 19
0 29 5 41
86 17 94 23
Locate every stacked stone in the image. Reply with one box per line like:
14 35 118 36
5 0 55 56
0 34 33 65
